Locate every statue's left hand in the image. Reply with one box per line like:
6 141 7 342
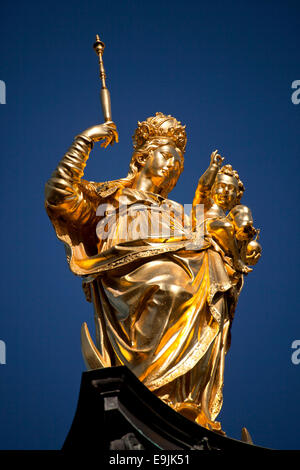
80 121 119 148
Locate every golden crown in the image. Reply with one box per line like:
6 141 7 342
132 112 187 153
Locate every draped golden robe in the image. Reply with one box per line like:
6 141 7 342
45 135 243 430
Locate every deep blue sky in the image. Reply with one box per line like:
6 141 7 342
0 0 299 450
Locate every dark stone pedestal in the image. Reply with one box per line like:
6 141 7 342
62 366 271 453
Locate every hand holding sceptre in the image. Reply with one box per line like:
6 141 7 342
91 34 118 148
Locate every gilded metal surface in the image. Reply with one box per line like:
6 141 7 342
45 110 261 431
93 34 112 122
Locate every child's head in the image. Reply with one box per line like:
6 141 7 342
211 165 244 211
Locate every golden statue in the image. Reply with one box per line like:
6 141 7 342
45 38 261 434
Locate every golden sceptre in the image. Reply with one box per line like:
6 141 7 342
93 34 112 122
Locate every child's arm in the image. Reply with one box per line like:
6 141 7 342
192 150 223 228
193 150 223 204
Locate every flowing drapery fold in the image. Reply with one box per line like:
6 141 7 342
46 184 242 430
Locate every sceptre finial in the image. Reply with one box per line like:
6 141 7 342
93 34 112 121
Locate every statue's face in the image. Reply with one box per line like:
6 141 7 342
141 144 183 193
212 174 239 210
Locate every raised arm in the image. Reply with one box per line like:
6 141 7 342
45 122 118 224
192 150 223 228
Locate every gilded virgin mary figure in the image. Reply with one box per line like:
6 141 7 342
45 112 261 433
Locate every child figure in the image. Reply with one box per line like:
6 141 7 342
192 150 261 274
